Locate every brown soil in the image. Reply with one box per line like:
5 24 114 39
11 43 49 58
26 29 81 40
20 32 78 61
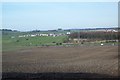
2 46 118 78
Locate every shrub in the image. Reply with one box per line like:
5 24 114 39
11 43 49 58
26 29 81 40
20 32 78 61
26 38 29 40
56 43 59 45
59 43 62 45
52 41 56 43
16 40 19 42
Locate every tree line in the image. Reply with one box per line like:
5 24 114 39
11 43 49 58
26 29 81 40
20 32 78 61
1 29 18 32
69 31 119 40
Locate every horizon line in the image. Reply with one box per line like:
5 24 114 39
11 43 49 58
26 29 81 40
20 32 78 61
1 26 118 32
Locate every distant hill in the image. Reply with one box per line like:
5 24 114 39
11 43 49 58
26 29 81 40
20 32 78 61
1 27 119 32
65 27 118 31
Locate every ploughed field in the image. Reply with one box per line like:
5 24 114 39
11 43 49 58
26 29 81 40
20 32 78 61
2 46 118 78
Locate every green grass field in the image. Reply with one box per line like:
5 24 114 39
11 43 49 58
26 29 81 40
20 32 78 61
2 34 68 52
2 31 119 52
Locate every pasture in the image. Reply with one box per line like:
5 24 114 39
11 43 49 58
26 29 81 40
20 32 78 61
2 33 118 52
2 35 67 52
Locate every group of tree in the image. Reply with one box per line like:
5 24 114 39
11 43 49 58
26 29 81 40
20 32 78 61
69 31 119 40
1 29 18 32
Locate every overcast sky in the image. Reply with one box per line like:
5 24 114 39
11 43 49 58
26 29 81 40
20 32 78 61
2 2 118 31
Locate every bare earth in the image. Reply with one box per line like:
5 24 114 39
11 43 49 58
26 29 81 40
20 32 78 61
2 46 118 78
